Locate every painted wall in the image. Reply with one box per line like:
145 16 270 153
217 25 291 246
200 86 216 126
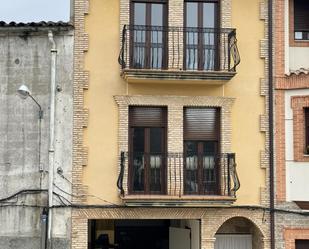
83 0 266 205
0 28 73 249
289 47 309 71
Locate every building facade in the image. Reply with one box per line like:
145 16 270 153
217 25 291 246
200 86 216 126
274 0 309 249
0 22 74 249
71 0 272 248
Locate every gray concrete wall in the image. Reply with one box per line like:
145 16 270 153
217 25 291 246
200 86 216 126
0 27 74 249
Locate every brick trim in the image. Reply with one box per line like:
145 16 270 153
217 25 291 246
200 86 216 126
284 228 309 249
71 208 269 249
114 95 235 196
259 0 270 207
72 0 89 204
291 96 309 162
275 90 287 202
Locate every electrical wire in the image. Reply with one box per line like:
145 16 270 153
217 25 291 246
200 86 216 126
0 189 47 203
53 183 119 206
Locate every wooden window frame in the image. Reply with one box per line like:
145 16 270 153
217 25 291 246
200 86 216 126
129 0 169 69
183 107 221 195
183 0 221 71
128 106 167 195
289 0 309 47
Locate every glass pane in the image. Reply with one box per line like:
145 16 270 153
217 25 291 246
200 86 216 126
150 4 164 69
134 3 146 25
203 3 216 28
203 3 216 70
132 128 145 191
184 141 198 194
150 128 163 192
133 3 146 69
202 141 216 194
150 128 163 153
186 2 198 27
151 4 163 26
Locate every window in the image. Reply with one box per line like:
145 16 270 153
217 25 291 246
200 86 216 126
129 106 167 194
183 107 220 195
293 0 309 41
130 0 168 69
296 240 309 249
305 108 309 154
184 0 219 70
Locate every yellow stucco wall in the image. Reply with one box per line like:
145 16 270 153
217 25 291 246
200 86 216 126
83 0 266 205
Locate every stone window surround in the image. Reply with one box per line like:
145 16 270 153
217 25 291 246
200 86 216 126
114 95 235 195
291 95 309 162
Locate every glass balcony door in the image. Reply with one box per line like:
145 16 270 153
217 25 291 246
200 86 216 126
130 1 167 69
130 127 166 194
185 1 219 71
184 141 219 195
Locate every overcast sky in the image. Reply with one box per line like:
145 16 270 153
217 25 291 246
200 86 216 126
0 0 70 23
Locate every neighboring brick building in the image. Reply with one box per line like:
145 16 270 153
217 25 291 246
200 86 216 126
274 0 309 249
71 0 272 248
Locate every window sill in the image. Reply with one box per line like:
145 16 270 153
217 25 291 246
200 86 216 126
121 69 236 84
121 195 236 207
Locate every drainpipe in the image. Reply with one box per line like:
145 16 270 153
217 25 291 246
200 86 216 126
268 0 275 248
47 30 57 249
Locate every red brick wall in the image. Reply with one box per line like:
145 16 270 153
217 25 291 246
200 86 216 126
284 229 309 249
291 96 309 162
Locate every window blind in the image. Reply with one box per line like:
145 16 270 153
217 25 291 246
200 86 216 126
129 106 167 127
184 107 220 140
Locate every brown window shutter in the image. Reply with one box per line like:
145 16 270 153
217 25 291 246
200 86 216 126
184 107 220 141
129 106 167 127
294 0 309 31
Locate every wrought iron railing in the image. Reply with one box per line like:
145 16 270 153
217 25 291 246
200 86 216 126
117 152 240 198
118 25 240 73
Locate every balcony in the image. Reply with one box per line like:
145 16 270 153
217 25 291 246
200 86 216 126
117 152 240 206
118 25 240 84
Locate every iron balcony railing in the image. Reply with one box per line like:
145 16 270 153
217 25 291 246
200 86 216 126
117 152 240 198
118 25 240 73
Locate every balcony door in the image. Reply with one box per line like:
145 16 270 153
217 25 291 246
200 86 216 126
184 108 220 195
130 0 167 69
185 0 219 71
129 107 167 194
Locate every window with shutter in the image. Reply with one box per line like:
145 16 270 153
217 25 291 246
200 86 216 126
305 108 309 154
296 240 309 249
129 106 167 194
293 0 309 40
183 107 220 195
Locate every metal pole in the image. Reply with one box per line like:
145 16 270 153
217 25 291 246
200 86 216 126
47 30 57 249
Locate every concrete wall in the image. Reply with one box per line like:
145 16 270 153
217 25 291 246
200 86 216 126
0 27 74 249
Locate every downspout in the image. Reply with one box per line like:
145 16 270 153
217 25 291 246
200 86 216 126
268 0 275 248
47 30 57 249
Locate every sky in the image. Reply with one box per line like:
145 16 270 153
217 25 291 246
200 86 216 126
0 0 71 23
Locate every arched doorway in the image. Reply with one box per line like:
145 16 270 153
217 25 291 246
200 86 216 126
214 217 264 249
